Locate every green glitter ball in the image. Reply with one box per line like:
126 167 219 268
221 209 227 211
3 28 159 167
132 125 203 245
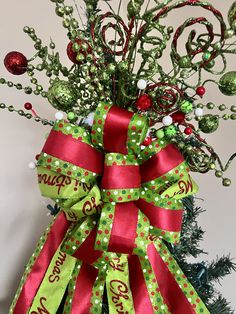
47 80 78 111
164 125 177 138
204 59 215 69
156 129 165 139
180 100 193 113
219 71 236 96
202 52 211 61
215 170 223 178
228 2 236 30
178 56 191 68
198 114 219 134
67 112 77 121
223 178 231 187
127 2 142 18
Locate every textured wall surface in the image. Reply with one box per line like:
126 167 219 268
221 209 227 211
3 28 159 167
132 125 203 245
0 0 235 313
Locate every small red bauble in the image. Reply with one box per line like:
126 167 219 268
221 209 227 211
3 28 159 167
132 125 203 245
184 127 193 135
67 39 92 64
142 137 152 146
4 51 28 75
196 86 206 96
135 94 152 111
171 111 186 124
24 102 32 110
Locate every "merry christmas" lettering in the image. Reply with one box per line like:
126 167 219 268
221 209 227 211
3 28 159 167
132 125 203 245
48 251 67 283
30 297 49 314
38 172 93 195
109 280 129 314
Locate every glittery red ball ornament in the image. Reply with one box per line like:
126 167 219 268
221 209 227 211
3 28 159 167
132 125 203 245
171 111 186 124
184 127 193 135
4 51 28 75
67 39 92 64
196 86 206 96
24 102 32 110
142 137 152 146
135 94 152 111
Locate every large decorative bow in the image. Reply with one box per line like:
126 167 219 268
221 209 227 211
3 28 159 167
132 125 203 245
10 103 209 314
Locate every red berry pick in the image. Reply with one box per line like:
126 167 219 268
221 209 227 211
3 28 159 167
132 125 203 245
184 127 193 135
135 94 152 111
142 137 152 146
24 102 32 110
196 86 206 97
171 111 186 124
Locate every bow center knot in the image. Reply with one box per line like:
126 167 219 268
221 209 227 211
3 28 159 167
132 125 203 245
101 153 141 203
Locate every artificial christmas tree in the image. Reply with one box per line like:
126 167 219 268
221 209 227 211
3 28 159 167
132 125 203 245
1 0 236 313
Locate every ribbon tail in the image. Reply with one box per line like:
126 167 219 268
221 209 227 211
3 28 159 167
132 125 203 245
10 212 72 314
107 255 135 314
147 240 210 314
129 255 170 314
64 262 106 314
28 249 76 314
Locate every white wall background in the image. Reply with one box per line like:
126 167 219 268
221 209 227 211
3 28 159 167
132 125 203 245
0 0 235 313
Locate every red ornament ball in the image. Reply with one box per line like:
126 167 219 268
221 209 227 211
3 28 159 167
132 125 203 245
67 39 92 64
142 137 152 146
135 94 152 111
184 127 193 135
196 86 206 97
171 111 186 124
24 102 32 110
4 51 28 75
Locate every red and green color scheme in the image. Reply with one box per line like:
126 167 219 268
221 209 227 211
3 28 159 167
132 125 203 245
10 103 209 314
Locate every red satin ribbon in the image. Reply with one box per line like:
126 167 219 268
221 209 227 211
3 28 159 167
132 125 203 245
136 198 183 232
101 165 141 189
103 106 134 154
147 244 195 314
71 263 99 314
73 227 103 264
129 255 154 314
13 212 71 314
108 203 138 254
42 130 104 174
140 144 185 183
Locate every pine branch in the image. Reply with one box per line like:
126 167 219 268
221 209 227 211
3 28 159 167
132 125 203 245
168 196 206 260
207 255 236 283
208 295 235 314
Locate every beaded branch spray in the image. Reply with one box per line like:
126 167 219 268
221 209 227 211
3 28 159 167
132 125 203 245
1 0 236 186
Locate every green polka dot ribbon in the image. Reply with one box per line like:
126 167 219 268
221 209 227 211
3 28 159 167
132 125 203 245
11 104 209 314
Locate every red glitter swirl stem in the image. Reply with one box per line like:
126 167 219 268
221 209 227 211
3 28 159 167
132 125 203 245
147 83 184 114
123 16 135 59
147 82 184 96
92 11 130 56
172 17 214 58
139 0 226 42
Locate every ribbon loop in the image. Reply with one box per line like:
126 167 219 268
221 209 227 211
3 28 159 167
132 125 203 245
101 153 141 203
38 121 104 183
136 189 183 243
92 102 148 155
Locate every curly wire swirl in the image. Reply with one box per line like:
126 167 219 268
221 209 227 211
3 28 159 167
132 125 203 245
138 0 226 66
91 12 135 57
